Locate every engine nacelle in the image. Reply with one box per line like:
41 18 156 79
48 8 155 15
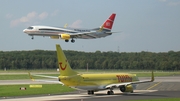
119 85 133 93
50 36 59 39
60 34 71 40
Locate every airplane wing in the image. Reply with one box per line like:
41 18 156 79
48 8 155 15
70 32 100 39
30 74 59 79
30 31 119 39
28 72 64 85
105 71 154 89
70 31 121 39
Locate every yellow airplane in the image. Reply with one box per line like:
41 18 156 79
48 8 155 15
29 44 154 95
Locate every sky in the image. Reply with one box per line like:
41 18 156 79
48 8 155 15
0 0 180 52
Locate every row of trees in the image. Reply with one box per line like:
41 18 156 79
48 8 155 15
0 50 180 70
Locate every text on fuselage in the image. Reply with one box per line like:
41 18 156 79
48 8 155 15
116 75 132 82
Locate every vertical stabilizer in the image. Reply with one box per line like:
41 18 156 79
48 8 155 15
56 44 78 76
101 13 116 30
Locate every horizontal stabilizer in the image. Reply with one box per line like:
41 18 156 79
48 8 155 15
28 72 64 85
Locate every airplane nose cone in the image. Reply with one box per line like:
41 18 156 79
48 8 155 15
23 29 26 33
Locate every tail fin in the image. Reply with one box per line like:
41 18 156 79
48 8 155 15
56 44 78 76
101 13 116 30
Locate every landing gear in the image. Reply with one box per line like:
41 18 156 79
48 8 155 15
31 36 34 39
107 88 114 95
64 38 75 43
87 90 94 95
71 39 75 43
107 90 114 95
65 39 69 42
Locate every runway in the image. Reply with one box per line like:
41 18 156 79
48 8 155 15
1 90 180 101
1 76 180 101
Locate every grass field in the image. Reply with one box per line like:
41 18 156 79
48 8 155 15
0 84 74 97
132 98 180 101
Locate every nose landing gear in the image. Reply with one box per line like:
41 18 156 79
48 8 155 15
31 36 34 39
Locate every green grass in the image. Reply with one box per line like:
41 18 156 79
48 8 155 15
0 84 74 97
131 98 180 101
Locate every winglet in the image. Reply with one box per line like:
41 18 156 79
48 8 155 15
64 23 68 28
98 25 104 32
28 72 35 81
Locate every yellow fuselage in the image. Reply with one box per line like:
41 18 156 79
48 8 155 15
59 73 139 91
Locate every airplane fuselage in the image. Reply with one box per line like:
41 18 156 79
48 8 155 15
23 26 111 40
59 73 139 91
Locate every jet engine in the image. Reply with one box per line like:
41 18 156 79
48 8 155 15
119 85 133 93
60 34 71 40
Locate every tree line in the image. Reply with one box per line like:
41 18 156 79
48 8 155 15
0 50 180 70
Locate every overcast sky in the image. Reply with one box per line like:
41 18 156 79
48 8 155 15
0 0 180 52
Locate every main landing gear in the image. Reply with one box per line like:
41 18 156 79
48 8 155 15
65 39 75 43
107 88 114 95
107 90 114 95
65 39 69 42
71 39 75 43
87 90 94 95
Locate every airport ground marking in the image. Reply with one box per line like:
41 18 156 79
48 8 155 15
147 82 161 90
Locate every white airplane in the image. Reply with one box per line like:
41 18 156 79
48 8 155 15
23 13 116 43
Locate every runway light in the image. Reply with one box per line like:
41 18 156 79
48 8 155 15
20 87 26 90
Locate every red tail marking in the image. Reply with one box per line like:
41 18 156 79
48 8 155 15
103 13 116 30
59 60 67 71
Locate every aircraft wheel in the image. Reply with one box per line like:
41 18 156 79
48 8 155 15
110 91 114 95
92 91 94 94
107 91 110 95
107 91 114 95
65 40 69 42
71 39 75 43
87 90 94 95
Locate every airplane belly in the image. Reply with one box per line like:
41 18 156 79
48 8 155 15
28 31 60 36
71 85 106 91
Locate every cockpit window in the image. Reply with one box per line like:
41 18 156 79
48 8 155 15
27 27 33 29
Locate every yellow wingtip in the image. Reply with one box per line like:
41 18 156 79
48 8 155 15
64 23 68 28
99 25 104 32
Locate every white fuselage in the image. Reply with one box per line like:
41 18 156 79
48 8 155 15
23 26 110 39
